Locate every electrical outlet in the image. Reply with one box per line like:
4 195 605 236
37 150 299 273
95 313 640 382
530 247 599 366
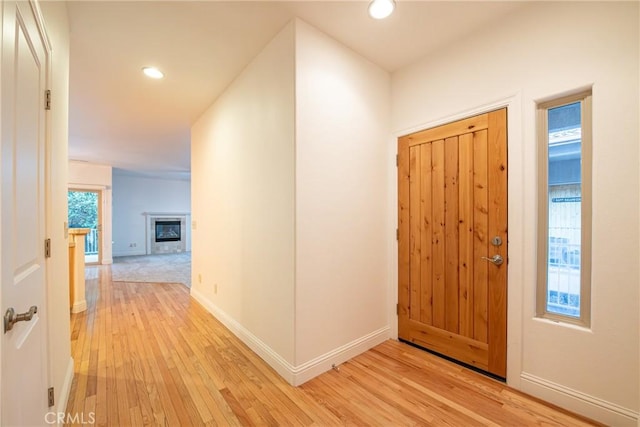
192 220 197 230
214 283 218 294
198 274 202 284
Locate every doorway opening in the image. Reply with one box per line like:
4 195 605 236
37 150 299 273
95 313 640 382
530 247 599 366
68 189 102 264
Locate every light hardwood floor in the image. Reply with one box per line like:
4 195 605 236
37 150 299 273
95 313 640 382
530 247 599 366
66 266 600 426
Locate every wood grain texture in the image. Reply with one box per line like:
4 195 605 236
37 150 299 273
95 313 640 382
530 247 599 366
419 143 433 325
65 265 600 427
407 321 489 372
473 128 489 344
458 133 475 338
431 139 446 329
398 137 411 326
444 136 459 333
487 108 508 377
405 113 489 147
399 110 508 378
409 146 422 322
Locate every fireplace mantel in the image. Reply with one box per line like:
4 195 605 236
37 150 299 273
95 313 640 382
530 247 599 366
143 212 190 217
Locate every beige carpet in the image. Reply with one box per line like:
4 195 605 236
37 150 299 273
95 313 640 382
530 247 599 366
111 252 191 287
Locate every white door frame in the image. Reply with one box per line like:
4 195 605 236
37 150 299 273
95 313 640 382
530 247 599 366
390 93 524 387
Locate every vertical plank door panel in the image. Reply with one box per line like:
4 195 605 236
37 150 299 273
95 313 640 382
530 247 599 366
473 129 489 344
420 143 434 326
398 138 411 332
458 133 475 339
444 136 460 333
409 146 422 322
431 139 446 330
487 109 508 377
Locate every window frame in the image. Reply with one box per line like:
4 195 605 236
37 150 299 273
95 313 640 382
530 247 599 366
536 90 592 327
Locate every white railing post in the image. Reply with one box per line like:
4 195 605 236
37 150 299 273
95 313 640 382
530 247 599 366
84 228 99 255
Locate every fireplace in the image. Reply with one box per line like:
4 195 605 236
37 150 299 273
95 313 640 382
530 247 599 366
145 213 189 255
155 220 181 242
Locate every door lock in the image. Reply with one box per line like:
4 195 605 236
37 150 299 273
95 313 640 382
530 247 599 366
4 305 37 333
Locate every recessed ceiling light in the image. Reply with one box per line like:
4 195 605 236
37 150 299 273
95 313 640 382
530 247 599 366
368 0 395 19
142 67 164 79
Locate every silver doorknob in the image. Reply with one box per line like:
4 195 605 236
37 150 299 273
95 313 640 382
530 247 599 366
4 305 37 333
481 254 504 266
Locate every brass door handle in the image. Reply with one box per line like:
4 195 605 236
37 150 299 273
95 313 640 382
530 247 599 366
4 305 37 333
481 254 504 266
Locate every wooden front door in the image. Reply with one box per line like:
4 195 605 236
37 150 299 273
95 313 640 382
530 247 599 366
398 109 507 378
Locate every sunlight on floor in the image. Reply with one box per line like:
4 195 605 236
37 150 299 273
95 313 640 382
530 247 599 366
85 254 99 264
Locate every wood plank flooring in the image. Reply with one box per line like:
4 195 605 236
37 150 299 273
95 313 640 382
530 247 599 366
66 266 600 426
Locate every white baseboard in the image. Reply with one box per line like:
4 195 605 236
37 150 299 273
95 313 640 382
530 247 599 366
520 372 639 426
112 250 143 258
190 288 296 383
71 300 87 313
101 258 113 265
190 288 390 386
56 357 75 421
291 326 389 385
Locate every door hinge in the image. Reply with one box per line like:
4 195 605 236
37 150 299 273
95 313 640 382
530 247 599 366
396 228 399 241
44 238 51 258
48 387 55 407
396 303 399 315
396 154 398 167
45 90 51 110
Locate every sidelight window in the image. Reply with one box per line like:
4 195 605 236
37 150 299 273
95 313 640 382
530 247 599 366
536 90 592 326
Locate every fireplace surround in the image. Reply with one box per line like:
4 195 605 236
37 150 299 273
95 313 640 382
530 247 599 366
144 213 189 254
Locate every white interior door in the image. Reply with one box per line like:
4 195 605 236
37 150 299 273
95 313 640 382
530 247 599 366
1 1 51 424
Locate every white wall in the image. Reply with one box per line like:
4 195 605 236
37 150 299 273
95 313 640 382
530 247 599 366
112 172 191 257
191 22 297 370
191 20 391 385
391 2 639 425
40 0 74 417
68 160 111 186
294 21 390 372
68 160 113 263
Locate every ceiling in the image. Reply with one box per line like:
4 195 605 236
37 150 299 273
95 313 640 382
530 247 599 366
67 1 524 180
